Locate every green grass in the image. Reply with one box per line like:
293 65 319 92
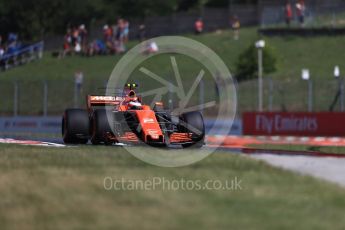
2 28 345 82
1 27 345 114
250 144 345 154
1 144 345 229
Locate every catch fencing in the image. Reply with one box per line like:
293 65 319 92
238 78 345 113
260 0 345 28
0 78 344 116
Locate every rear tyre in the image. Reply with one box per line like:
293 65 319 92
62 109 89 144
90 109 112 145
179 111 205 148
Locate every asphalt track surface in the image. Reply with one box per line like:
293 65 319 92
251 154 345 188
1 135 345 188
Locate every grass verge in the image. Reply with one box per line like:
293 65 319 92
0 144 345 229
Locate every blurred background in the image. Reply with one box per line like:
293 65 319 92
1 0 345 136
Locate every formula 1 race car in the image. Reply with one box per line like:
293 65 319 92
62 84 205 148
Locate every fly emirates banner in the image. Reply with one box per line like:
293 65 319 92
243 112 345 136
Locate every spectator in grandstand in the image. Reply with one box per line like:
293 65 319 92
78 24 88 53
62 28 73 57
111 23 118 42
285 1 293 27
114 18 127 54
71 27 82 53
8 33 17 43
71 27 79 47
115 20 122 42
114 40 125 54
0 46 4 58
194 18 204 34
74 42 82 53
103 24 114 53
63 19 130 57
123 20 129 43
86 41 95 56
0 35 4 58
7 33 19 54
296 0 306 27
86 39 106 56
231 16 240 40
138 24 146 41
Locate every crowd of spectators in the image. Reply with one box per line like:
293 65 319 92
285 0 306 27
61 15 244 58
101 19 129 55
0 33 21 59
62 24 88 57
194 17 241 40
62 19 130 58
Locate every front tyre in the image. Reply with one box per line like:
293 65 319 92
62 109 89 144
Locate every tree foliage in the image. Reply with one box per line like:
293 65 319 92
0 0 187 40
0 0 103 40
0 0 259 40
235 43 277 81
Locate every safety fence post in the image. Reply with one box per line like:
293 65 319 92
13 81 18 116
43 81 48 116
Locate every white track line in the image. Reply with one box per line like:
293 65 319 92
0 138 66 147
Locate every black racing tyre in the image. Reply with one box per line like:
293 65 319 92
90 109 112 145
179 111 205 148
62 109 89 144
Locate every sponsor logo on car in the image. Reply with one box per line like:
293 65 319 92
143 118 155 123
147 129 159 139
91 96 116 101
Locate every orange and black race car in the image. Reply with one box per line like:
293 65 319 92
62 84 205 148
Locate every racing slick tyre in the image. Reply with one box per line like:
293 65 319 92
179 111 205 148
62 109 89 144
90 109 112 145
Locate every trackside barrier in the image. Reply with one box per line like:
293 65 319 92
243 112 345 137
204 119 242 136
0 116 60 134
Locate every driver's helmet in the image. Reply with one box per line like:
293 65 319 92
127 90 138 101
126 90 142 109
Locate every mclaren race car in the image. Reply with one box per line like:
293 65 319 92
62 84 205 148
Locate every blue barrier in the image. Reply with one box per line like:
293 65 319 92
0 41 44 70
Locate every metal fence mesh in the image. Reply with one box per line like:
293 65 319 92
0 78 344 116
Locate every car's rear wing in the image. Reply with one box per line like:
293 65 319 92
87 95 124 111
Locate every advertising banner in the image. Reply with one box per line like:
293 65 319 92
243 112 345 137
0 116 61 133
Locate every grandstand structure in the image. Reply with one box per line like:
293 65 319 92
0 41 44 71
